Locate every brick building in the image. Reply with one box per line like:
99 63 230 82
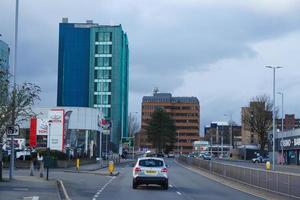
276 114 300 131
137 92 200 154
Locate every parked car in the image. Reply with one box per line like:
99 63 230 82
202 153 212 160
132 157 168 189
156 152 165 158
252 156 269 163
167 152 175 158
187 154 196 158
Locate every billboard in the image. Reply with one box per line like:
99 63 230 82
48 109 64 151
37 119 48 135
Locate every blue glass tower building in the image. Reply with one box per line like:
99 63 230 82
0 40 10 73
57 19 129 150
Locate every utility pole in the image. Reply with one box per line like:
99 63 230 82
9 0 20 180
277 92 284 164
177 131 179 154
266 66 283 170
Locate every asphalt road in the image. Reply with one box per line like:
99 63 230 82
1 159 264 200
67 158 262 200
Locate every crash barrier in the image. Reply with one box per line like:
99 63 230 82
177 156 300 198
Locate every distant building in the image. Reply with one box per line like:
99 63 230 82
276 114 300 131
57 18 129 150
139 92 200 154
241 101 272 148
0 39 9 73
204 122 242 148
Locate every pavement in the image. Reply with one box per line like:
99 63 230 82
215 158 300 174
0 158 133 200
0 174 59 200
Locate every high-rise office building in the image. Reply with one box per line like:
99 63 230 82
57 19 129 150
0 39 9 73
138 92 200 154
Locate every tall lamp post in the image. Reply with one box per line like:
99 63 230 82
266 66 283 170
9 0 20 180
277 92 284 164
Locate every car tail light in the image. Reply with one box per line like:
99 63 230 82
161 168 168 173
134 167 141 173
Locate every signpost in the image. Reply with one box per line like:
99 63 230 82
7 125 19 180
6 125 19 136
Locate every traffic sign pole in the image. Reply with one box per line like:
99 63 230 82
9 136 14 180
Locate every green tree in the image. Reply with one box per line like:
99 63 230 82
0 70 41 181
145 108 176 153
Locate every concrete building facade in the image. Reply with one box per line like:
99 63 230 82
204 122 242 148
138 92 200 154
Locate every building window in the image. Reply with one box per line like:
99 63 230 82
95 57 112 67
95 70 111 79
98 32 112 42
102 107 111 118
94 82 111 92
99 45 112 54
94 95 111 105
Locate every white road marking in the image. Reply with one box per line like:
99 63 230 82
92 177 116 199
23 197 39 200
169 184 173 188
176 191 182 195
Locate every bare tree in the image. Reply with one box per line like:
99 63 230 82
242 95 276 151
0 70 41 180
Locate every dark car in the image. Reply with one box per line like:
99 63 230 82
156 152 165 158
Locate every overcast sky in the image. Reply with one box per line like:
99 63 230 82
1 0 300 133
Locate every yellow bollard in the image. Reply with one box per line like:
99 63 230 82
108 161 114 175
76 158 80 171
266 161 271 170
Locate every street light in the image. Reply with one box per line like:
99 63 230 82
277 92 284 164
266 66 283 170
9 0 20 180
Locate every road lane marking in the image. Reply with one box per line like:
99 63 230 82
169 184 173 188
176 191 182 195
92 176 116 199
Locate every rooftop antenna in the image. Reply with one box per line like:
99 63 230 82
153 87 159 95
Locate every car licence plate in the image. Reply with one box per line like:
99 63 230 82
145 170 157 174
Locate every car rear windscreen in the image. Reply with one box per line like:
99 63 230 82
139 159 164 167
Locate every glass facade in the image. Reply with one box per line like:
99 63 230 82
57 22 129 151
0 40 9 72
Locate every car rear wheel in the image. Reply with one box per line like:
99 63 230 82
132 179 138 189
162 180 168 190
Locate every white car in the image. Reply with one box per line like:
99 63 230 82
132 157 169 190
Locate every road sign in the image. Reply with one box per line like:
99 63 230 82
6 125 19 136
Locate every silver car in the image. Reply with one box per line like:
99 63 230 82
132 157 168 190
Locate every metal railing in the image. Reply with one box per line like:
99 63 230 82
178 156 300 198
